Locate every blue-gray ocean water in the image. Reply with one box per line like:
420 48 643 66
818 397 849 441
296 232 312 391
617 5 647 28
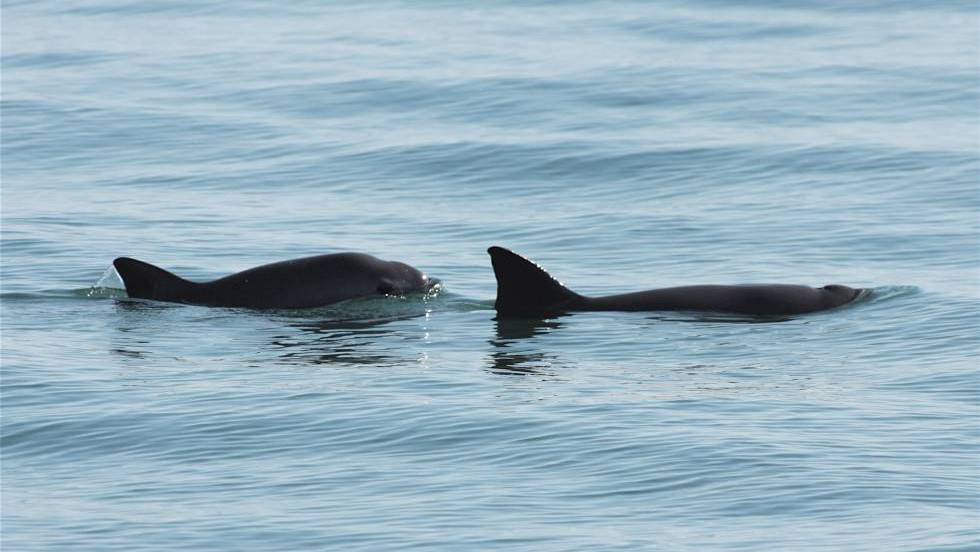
3 1 979 550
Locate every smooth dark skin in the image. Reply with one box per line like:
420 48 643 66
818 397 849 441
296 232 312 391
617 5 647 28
488 246 863 318
581 284 860 314
113 253 433 309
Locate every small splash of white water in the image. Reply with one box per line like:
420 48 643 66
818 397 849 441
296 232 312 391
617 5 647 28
86 264 127 298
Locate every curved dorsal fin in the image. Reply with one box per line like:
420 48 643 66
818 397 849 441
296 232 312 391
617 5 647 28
112 257 195 303
487 246 582 317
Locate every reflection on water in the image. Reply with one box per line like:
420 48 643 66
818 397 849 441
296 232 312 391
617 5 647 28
270 315 418 366
108 297 432 368
643 312 793 324
110 348 145 359
486 317 564 376
267 294 437 366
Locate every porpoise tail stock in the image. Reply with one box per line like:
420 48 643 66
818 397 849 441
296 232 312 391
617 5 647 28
112 253 434 309
487 246 863 318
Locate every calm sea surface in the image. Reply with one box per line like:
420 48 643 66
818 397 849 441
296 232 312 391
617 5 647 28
3 1 979 550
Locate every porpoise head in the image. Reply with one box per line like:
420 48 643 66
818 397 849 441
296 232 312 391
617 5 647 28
378 261 438 296
820 284 863 308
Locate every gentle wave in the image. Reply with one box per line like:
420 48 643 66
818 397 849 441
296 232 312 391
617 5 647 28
4 0 978 550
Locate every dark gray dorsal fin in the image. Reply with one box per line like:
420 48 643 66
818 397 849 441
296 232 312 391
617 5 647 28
487 246 581 317
112 257 195 303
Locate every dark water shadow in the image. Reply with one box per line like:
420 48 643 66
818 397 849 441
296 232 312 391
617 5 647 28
486 317 565 376
111 297 188 312
259 291 444 366
642 312 794 324
107 293 433 367
268 314 419 366
107 300 182 362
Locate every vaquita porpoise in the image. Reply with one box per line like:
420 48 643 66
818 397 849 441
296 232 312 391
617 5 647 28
113 253 435 309
487 246 864 318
